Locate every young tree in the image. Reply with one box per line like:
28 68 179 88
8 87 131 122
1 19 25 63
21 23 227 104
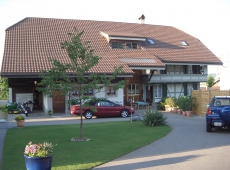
206 75 215 88
0 77 8 100
38 29 126 141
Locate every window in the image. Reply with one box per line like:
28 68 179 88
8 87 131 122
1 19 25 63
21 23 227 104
128 84 139 95
106 86 116 95
112 42 139 49
180 40 188 46
112 42 125 49
154 85 162 98
84 88 93 95
99 101 115 106
147 38 155 44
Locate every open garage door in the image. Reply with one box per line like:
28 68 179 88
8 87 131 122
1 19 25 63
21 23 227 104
16 93 33 103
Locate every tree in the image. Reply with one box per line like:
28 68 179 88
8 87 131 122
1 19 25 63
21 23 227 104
38 29 126 141
206 75 215 88
0 77 8 100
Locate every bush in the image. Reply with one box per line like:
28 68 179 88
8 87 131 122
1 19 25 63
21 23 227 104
0 105 8 113
157 98 166 110
176 95 194 111
15 115 25 121
165 97 177 107
142 110 167 127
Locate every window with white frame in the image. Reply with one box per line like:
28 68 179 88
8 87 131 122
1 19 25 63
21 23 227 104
154 85 162 98
128 84 139 95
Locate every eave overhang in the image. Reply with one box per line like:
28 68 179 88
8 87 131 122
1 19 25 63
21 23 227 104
129 66 165 70
163 61 223 65
1 72 134 79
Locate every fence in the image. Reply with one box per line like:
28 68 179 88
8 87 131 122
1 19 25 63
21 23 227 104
192 90 230 116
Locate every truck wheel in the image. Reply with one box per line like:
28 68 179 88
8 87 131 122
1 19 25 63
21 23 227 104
206 124 212 132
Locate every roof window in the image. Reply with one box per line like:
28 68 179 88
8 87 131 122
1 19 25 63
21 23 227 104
147 39 155 45
180 40 188 46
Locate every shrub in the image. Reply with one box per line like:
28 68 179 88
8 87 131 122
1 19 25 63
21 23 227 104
165 97 177 107
176 95 186 110
15 115 25 121
176 95 194 111
157 98 166 110
142 110 167 127
0 105 8 113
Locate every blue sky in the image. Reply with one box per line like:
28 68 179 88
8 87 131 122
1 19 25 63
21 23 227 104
0 0 230 72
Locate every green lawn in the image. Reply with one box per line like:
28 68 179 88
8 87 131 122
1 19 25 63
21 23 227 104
1 121 171 170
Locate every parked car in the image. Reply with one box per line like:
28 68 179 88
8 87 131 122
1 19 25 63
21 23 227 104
71 99 135 119
206 96 230 132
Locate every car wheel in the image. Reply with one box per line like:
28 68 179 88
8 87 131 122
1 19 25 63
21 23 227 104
120 109 128 118
84 111 93 119
206 124 212 132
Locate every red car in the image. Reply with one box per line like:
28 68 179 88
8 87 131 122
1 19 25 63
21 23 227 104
71 100 135 119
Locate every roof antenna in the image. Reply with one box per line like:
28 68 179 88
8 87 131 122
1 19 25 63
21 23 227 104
138 14 145 24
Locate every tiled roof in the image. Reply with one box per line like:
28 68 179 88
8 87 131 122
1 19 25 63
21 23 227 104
1 17 222 77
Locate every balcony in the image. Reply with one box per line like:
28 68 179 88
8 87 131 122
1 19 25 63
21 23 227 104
142 74 208 83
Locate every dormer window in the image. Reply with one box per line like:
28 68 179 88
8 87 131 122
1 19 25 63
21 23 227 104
112 42 125 49
112 42 139 49
147 38 155 45
180 40 188 46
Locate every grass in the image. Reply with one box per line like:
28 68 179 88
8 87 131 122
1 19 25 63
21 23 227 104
1 121 171 170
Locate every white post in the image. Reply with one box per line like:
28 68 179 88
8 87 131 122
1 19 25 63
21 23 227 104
8 88 12 102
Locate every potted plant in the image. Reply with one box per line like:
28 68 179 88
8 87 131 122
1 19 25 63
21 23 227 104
24 141 56 170
176 96 186 115
184 95 194 117
165 97 171 111
15 115 25 127
165 97 178 112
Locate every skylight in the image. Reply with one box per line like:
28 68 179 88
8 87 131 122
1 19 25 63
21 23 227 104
147 39 155 45
180 40 188 46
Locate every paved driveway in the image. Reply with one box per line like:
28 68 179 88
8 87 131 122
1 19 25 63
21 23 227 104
93 112 230 170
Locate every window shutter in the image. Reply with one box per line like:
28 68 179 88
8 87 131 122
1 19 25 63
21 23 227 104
162 84 167 98
184 84 188 96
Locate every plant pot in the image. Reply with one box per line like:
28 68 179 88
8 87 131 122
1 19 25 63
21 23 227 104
182 111 186 116
16 120 25 127
172 107 178 113
168 107 172 112
165 105 170 111
177 109 182 114
186 111 192 117
24 154 53 170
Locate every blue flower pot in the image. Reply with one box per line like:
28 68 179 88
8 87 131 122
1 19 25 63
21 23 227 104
24 154 53 170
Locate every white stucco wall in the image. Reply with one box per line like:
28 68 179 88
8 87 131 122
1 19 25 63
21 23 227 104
167 84 184 98
30 86 122 114
106 88 124 105
43 94 52 114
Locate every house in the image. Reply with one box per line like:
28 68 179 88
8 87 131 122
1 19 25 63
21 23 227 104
1 16 222 114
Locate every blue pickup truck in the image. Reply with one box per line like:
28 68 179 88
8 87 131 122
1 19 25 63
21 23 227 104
206 96 230 132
